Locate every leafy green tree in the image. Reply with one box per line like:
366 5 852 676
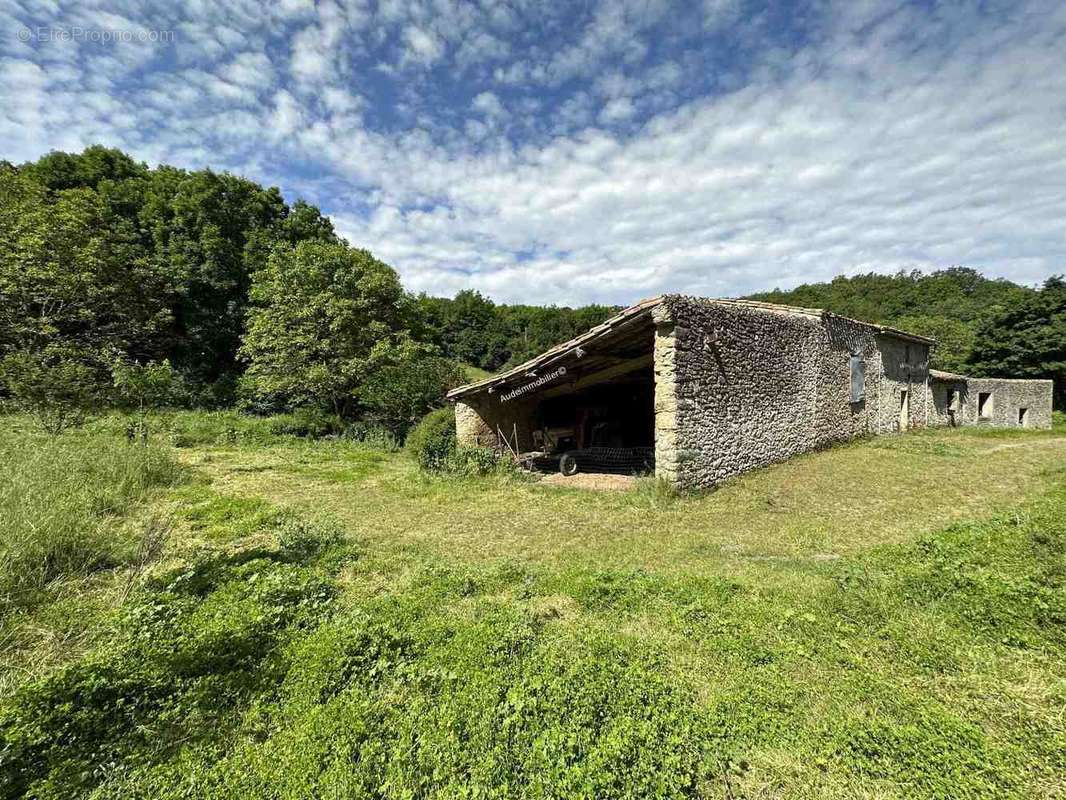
0 168 169 367
138 167 289 394
414 291 616 372
6 148 343 405
969 276 1066 407
0 348 100 434
751 267 1033 326
278 200 340 246
22 145 146 192
240 241 410 417
358 352 466 436
498 303 616 366
110 358 176 443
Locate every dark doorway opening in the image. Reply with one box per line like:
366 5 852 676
526 364 655 475
978 392 993 419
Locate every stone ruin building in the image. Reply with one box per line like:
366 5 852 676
447 295 1054 490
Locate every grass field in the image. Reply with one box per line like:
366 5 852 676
1 411 1064 798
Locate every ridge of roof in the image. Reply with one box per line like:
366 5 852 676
673 296 936 344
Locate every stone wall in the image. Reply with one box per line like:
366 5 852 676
953 377 1053 429
658 296 931 489
875 335 932 434
453 395 538 451
926 374 1052 429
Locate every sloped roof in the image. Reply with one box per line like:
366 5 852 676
447 294 937 400
690 298 937 345
446 295 663 399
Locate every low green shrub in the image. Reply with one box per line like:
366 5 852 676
266 408 345 438
445 445 507 476
275 513 346 563
0 348 101 435
405 406 457 470
341 421 401 451
405 408 519 477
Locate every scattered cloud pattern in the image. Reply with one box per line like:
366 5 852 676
2 0 1065 304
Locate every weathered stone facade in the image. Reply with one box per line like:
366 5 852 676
656 296 934 488
450 294 1055 490
928 371 1053 429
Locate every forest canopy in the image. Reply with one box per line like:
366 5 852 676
1 146 1062 430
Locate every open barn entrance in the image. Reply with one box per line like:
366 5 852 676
449 299 661 478
525 363 655 475
535 371 655 450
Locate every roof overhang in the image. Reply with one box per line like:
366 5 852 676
447 296 663 401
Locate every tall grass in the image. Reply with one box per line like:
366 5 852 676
85 408 401 450
0 425 183 611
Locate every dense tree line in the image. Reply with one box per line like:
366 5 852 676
0 146 342 404
413 291 617 372
1 147 1061 430
0 147 614 433
751 268 1065 405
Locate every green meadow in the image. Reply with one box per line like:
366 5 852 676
1 411 1064 798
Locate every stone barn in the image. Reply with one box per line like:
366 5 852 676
447 295 1054 490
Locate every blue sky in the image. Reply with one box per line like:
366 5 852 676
2 0 1065 305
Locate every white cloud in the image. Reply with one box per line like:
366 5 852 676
270 89 304 136
3 0 1066 307
277 0 316 19
222 51 274 88
401 25 444 67
454 30 508 67
598 96 635 123
322 86 362 115
471 90 505 120
290 24 332 80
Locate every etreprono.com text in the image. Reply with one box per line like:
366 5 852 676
499 366 567 402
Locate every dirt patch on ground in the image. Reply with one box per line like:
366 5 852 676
536 472 639 491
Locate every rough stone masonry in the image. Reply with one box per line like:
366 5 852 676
450 295 1054 490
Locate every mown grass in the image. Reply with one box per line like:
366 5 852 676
1 411 1064 798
